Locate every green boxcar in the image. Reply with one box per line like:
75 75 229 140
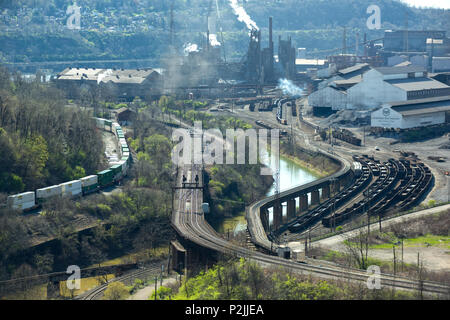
118 134 125 139
105 120 112 131
122 147 129 154
97 170 114 187
82 183 98 194
110 164 122 177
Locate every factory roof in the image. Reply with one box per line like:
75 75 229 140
338 63 370 75
385 77 450 91
295 59 327 66
332 75 363 88
375 65 426 75
393 61 412 67
386 96 450 116
57 68 161 84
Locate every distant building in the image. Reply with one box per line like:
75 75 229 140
431 72 450 86
383 30 446 53
432 57 450 73
309 65 450 112
295 58 326 72
56 67 163 101
371 96 450 129
115 107 136 126
318 63 370 90
347 66 450 108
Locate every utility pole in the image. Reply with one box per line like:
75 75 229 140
342 26 347 55
154 276 158 300
169 0 174 48
401 238 404 273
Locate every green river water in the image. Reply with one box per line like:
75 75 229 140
214 151 320 235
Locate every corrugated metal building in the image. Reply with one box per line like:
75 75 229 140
309 65 450 111
56 67 163 100
371 96 450 129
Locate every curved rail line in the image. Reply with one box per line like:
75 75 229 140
77 263 165 300
172 162 449 296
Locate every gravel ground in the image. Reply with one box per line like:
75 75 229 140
288 204 450 271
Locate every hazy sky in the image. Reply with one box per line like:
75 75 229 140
399 0 450 9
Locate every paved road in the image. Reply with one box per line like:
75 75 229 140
128 276 179 300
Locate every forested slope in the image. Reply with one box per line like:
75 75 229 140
1 0 449 63
0 67 104 194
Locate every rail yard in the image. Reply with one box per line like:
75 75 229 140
1 0 449 304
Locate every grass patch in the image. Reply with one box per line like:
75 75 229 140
59 274 116 298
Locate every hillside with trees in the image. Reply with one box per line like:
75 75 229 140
0 0 449 64
0 67 104 194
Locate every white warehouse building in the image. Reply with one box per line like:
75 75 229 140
371 96 450 129
309 65 450 113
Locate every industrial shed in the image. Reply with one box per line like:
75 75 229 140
346 66 450 108
371 96 450 129
56 67 163 100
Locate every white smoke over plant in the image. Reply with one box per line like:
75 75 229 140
208 15 221 47
97 69 112 84
277 79 304 97
228 0 259 31
209 34 221 47
183 43 199 55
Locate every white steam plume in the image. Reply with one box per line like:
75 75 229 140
97 69 113 84
277 79 304 97
209 34 221 47
183 43 199 55
228 0 259 31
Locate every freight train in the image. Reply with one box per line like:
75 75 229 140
318 128 362 146
321 156 433 228
6 118 132 213
255 120 288 136
275 98 290 125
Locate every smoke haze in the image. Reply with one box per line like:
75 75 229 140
277 79 304 97
228 0 259 30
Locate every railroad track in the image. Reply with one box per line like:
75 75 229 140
167 111 448 297
76 263 165 300
173 164 449 297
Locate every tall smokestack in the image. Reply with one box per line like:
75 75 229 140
269 16 273 56
355 32 359 56
364 33 367 57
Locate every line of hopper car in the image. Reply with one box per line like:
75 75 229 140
255 120 288 136
318 128 362 147
276 98 293 125
280 158 373 235
321 155 433 228
277 154 433 235
6 118 132 213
